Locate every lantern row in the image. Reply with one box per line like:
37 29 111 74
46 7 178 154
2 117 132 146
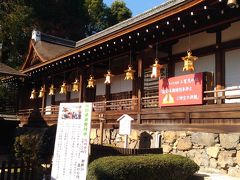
30 50 197 99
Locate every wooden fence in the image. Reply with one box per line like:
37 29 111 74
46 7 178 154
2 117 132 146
1 146 162 179
0 161 44 180
90 144 163 162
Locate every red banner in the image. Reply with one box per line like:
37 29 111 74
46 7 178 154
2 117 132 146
159 73 203 107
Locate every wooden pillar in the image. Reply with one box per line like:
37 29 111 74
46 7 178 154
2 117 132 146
167 47 175 78
65 73 71 102
82 70 87 102
137 55 143 124
17 80 23 111
99 118 105 145
132 50 138 98
215 31 225 104
78 74 83 102
105 84 111 101
51 95 55 105
41 84 46 115
66 91 71 102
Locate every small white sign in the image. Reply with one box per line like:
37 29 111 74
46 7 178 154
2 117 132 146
117 114 133 135
51 103 92 180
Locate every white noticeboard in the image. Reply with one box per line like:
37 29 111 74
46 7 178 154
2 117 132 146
51 103 92 180
117 114 133 135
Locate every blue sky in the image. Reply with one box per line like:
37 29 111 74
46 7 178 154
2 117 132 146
104 0 166 16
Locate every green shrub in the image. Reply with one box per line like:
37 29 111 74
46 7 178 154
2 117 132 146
14 126 56 164
87 154 199 180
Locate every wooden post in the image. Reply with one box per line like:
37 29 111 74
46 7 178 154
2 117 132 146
51 95 55 105
167 46 175 78
185 112 191 124
82 70 87 102
132 49 138 98
124 135 128 148
66 91 71 102
105 84 111 101
41 84 46 116
1 161 6 180
78 74 83 102
99 121 103 145
137 55 143 124
215 31 225 104
99 113 105 145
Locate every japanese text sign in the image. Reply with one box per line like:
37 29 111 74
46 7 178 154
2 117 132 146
159 73 203 107
51 103 92 180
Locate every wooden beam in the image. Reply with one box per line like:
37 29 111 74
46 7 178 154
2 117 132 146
132 124 240 133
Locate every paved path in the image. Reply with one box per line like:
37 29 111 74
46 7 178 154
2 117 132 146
192 172 240 180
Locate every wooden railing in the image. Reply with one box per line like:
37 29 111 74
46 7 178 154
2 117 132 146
204 88 240 103
17 88 240 123
18 105 59 117
141 88 240 108
18 88 240 116
42 105 59 115
93 98 138 112
142 96 159 108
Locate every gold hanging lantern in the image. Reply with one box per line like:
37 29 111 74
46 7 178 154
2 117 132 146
227 0 238 8
104 70 113 84
181 50 198 72
49 84 55 95
38 86 45 98
72 79 79 92
87 75 95 88
60 82 67 94
124 65 135 80
151 58 163 78
30 88 37 99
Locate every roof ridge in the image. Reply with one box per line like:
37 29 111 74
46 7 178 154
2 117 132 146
32 30 76 48
76 0 187 47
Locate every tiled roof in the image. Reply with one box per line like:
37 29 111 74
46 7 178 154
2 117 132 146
32 40 74 62
76 0 187 48
0 62 26 77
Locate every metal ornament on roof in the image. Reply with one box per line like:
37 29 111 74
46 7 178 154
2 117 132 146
104 70 113 84
60 82 67 94
49 84 56 95
72 79 79 92
181 50 198 71
38 86 45 98
30 88 37 99
151 58 163 78
87 75 95 88
124 65 135 80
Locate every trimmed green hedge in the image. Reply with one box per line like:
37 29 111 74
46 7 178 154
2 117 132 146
87 154 199 180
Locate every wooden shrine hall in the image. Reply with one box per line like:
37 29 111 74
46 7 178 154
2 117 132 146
13 0 240 133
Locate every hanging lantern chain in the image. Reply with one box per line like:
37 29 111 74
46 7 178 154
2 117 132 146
156 41 158 58
188 32 191 51
108 57 111 71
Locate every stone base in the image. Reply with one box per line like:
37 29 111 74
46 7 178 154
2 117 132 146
90 128 240 177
